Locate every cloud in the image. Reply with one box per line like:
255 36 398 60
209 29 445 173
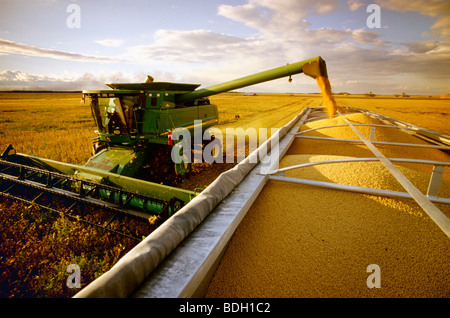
0 69 148 91
152 29 244 49
1 1 448 95
218 0 339 39
0 38 125 63
216 0 387 51
375 0 450 40
375 0 449 17
350 27 389 46
211 0 449 94
95 39 124 47
347 0 365 11
126 29 249 64
404 40 442 54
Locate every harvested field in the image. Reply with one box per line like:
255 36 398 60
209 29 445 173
205 112 450 298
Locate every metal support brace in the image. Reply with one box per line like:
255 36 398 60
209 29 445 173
427 165 445 198
264 157 450 177
342 118 450 239
369 126 376 142
267 175 450 205
296 135 450 150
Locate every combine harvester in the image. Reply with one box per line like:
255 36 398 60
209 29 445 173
0 57 328 239
72 59 450 297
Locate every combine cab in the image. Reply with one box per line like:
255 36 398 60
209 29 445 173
82 82 218 183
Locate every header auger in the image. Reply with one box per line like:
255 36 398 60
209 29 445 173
0 56 331 238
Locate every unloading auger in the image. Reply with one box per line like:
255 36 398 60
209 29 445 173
0 56 331 238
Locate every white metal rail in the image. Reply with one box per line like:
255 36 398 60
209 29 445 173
264 157 450 203
296 123 450 150
262 107 450 238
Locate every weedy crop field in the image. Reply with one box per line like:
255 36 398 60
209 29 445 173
0 92 448 297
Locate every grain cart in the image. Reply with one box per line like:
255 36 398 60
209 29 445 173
0 56 329 237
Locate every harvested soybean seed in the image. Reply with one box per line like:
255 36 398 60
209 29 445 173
205 112 450 298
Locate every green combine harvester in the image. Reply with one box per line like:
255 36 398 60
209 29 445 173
0 56 329 238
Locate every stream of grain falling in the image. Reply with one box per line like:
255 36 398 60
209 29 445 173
316 76 337 116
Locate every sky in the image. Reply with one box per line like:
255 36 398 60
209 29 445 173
0 0 449 95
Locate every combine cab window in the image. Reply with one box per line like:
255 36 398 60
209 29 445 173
86 94 144 135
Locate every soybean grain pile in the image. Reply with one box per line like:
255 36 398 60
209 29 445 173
206 112 450 298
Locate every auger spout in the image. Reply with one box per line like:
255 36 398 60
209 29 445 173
175 56 329 104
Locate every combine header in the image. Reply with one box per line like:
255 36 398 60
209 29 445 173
0 56 330 238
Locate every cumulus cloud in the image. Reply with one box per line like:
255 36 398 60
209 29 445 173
351 27 389 46
126 29 247 63
218 0 339 39
347 0 365 11
124 29 294 84
375 0 450 40
404 40 442 54
212 0 449 93
215 0 388 55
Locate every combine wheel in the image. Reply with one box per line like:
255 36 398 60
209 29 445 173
92 141 107 155
149 145 180 184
